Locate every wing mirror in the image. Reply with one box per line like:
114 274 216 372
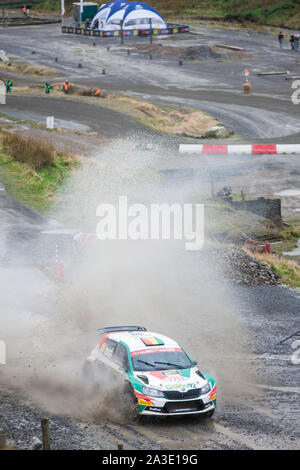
191 360 197 366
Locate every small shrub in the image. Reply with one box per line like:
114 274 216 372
2 132 55 170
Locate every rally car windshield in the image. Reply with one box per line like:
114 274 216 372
132 351 193 371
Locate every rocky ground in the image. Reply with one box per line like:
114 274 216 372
209 246 280 285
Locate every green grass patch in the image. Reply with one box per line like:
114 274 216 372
246 250 300 288
0 112 22 122
272 224 300 253
0 134 79 214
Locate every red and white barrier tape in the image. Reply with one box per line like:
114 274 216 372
179 144 300 155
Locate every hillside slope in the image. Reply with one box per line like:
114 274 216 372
150 0 300 29
38 0 300 29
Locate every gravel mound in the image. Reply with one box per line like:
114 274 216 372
180 46 222 60
212 246 280 285
196 246 280 285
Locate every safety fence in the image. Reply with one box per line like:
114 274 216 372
61 23 190 38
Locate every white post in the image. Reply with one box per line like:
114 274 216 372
0 340 6 365
0 80 6 105
61 0 65 27
80 0 83 27
46 116 54 129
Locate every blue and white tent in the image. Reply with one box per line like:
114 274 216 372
103 1 130 30
91 1 126 29
122 2 166 30
91 1 166 31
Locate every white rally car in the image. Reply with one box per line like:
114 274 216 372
83 326 217 418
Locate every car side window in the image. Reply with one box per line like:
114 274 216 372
101 339 117 359
113 343 129 370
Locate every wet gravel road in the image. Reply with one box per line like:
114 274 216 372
1 23 300 141
1 281 299 450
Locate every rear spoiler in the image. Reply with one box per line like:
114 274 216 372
98 326 147 334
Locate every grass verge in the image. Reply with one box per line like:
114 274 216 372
17 84 222 137
0 131 79 214
244 249 300 288
0 62 61 77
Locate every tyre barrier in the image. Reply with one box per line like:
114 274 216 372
61 23 190 38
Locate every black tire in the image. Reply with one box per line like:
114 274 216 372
123 385 141 422
203 408 215 418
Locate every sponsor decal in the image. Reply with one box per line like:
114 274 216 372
209 393 216 401
138 398 153 406
165 382 197 390
208 384 217 398
135 390 154 406
131 347 182 356
61 24 190 38
161 370 178 376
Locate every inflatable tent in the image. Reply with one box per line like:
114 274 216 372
91 1 166 31
90 1 115 29
122 2 166 30
103 0 130 30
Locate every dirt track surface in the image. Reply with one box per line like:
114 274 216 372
1 23 300 142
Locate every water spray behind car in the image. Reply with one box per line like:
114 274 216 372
0 135 259 421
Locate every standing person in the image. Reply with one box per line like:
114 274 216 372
290 33 295 50
63 80 71 95
278 31 284 48
93 18 99 30
85 17 91 29
5 80 13 93
244 68 250 82
44 83 52 94
295 33 299 51
22 5 27 17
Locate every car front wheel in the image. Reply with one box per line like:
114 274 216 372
202 408 215 418
123 385 140 422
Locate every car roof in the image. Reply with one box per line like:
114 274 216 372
106 330 180 352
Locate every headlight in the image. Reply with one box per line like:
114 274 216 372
142 386 164 397
200 382 211 395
